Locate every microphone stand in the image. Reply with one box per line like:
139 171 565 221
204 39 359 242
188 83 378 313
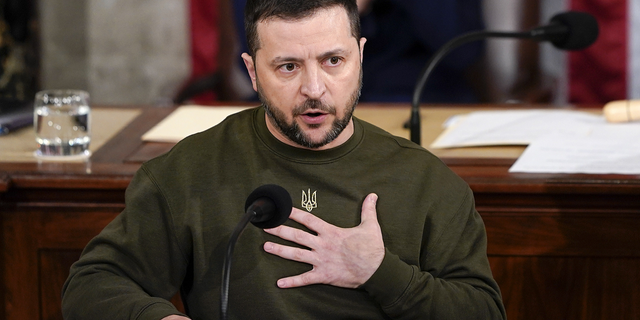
220 210 254 320
409 29 555 145
219 184 291 320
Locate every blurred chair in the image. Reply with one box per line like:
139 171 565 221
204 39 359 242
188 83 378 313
174 0 249 105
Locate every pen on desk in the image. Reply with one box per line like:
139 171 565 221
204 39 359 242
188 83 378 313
0 113 33 136
0 98 34 135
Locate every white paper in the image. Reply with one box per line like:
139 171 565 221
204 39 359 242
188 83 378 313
142 105 249 143
431 110 600 148
509 121 640 174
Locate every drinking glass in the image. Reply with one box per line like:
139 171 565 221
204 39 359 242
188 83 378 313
34 90 91 158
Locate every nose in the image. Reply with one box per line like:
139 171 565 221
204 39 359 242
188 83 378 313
300 64 326 99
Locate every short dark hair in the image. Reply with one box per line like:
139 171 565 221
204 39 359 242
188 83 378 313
244 0 361 56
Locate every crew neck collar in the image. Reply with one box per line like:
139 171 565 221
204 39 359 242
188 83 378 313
252 106 364 163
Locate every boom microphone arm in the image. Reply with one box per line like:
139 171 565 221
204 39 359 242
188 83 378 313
409 11 599 145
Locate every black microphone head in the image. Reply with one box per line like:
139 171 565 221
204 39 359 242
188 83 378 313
549 11 599 50
244 184 292 229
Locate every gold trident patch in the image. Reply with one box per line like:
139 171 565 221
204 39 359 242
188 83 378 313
302 189 317 212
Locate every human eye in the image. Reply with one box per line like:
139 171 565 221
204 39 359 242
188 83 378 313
324 56 343 67
278 63 297 73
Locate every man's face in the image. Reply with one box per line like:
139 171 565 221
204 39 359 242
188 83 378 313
242 6 366 150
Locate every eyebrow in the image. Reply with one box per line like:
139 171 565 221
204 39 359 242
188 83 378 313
269 56 303 67
269 48 350 67
317 49 349 61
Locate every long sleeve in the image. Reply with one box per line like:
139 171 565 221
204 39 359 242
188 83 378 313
62 167 190 320
361 189 506 319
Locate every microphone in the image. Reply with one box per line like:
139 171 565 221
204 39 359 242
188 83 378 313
220 184 292 320
244 184 293 229
409 11 600 145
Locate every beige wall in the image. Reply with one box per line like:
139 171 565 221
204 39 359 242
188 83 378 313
39 0 190 105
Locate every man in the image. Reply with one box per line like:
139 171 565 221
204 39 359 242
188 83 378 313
62 0 506 319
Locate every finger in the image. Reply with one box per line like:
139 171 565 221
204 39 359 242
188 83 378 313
359 193 379 226
263 241 314 264
264 224 317 248
275 270 323 288
288 207 331 234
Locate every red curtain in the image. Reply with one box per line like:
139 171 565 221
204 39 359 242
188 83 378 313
188 0 220 102
569 0 628 103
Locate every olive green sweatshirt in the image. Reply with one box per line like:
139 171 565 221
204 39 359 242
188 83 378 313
62 107 505 320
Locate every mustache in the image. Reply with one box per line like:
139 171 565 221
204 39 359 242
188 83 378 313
292 99 336 116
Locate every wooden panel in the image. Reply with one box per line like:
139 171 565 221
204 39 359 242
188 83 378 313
40 250 83 320
489 256 640 320
482 209 640 257
2 207 120 320
0 172 8 192
4 207 40 320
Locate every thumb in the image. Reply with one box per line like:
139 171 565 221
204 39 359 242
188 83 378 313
360 193 379 225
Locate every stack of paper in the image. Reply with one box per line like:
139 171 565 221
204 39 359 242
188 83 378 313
142 105 249 143
430 109 640 175
431 110 599 148
509 121 640 174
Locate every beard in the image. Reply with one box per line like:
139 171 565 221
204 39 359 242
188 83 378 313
257 69 362 149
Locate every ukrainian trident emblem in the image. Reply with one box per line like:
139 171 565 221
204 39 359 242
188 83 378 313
302 189 317 212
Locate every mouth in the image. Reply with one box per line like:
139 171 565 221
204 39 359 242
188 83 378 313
299 110 330 125
304 111 326 117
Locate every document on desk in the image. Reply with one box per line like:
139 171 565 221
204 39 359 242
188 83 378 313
431 110 599 148
509 121 640 174
430 109 640 174
142 105 249 143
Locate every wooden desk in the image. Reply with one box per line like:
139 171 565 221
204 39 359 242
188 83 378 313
1 104 639 320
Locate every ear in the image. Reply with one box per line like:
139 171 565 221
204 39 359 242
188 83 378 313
241 53 258 92
359 37 367 63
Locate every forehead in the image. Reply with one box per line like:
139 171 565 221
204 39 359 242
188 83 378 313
255 6 356 57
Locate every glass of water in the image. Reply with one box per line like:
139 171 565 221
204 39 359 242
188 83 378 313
34 90 91 159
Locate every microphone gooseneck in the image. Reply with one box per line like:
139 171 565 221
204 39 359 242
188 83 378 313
220 184 292 320
409 11 599 145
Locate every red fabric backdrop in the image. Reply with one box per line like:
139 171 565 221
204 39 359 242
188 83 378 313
188 0 220 102
569 0 628 103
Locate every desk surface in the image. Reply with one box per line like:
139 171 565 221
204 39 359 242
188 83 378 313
1 103 637 194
